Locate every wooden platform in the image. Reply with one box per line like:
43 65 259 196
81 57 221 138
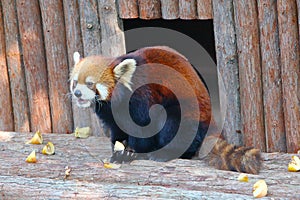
0 131 299 199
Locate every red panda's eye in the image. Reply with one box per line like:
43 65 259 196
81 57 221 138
86 82 94 88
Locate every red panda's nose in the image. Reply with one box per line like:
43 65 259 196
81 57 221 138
74 90 82 98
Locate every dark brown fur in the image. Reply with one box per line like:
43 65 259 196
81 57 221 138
206 135 261 174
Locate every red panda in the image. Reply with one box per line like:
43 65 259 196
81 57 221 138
70 46 261 174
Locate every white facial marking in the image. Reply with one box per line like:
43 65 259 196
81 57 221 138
85 76 95 83
96 84 109 100
72 83 95 108
70 73 79 92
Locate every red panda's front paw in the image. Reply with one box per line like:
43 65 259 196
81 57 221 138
110 150 138 163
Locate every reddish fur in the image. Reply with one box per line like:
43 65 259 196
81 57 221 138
71 46 261 174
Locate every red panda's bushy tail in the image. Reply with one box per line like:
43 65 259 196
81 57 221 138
204 136 261 174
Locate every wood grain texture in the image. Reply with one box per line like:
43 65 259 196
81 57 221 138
117 0 138 19
63 0 88 133
2 0 30 132
0 131 299 199
257 0 286 152
98 0 126 137
212 0 242 146
0 3 14 131
98 0 126 57
39 0 73 134
277 0 300 153
179 0 197 19
16 0 52 133
78 0 104 136
138 0 162 19
233 0 266 151
161 0 179 19
197 0 213 19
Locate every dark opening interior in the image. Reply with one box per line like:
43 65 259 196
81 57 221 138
122 19 221 124
123 19 216 63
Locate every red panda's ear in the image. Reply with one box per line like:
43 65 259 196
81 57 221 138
73 52 81 65
113 59 137 91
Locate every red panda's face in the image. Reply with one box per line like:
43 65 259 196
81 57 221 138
70 52 137 108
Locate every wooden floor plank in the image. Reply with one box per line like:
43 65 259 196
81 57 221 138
0 132 299 199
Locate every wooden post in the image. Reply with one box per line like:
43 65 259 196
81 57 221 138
161 0 179 20
78 0 104 136
257 0 286 152
98 0 126 57
212 0 242 146
179 0 197 19
117 0 138 19
233 0 266 151
2 0 30 132
63 0 89 132
197 0 213 19
39 0 73 134
138 0 162 19
16 0 52 133
98 0 126 137
277 0 300 153
0 3 14 131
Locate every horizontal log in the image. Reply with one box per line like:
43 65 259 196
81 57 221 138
0 131 299 199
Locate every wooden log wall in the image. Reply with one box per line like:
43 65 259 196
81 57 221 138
212 0 299 153
0 0 299 153
0 0 125 136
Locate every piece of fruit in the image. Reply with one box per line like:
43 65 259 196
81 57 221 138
64 166 72 180
25 150 37 163
42 142 55 155
74 127 91 138
114 141 125 152
253 180 268 198
288 155 300 172
26 130 43 144
237 173 249 182
103 162 121 169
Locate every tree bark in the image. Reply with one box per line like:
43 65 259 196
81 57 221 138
78 0 104 136
39 0 73 134
2 0 30 132
16 0 52 133
257 0 286 152
0 2 14 131
117 0 138 19
63 0 87 133
212 0 243 146
233 0 266 151
277 0 300 153
197 0 213 19
179 0 197 19
161 0 179 20
138 0 162 19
